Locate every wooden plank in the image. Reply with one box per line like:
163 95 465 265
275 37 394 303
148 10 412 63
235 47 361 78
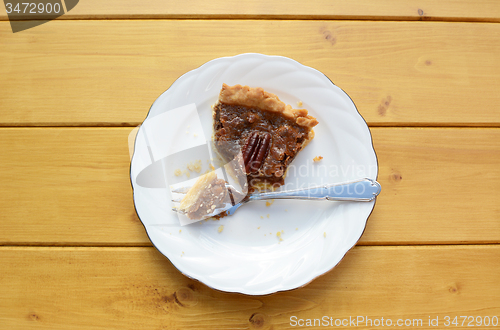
0 245 498 329
1 0 500 22
367 127 500 244
0 127 498 246
0 128 146 246
1 20 500 126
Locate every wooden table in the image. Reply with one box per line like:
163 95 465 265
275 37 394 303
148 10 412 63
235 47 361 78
1 1 499 329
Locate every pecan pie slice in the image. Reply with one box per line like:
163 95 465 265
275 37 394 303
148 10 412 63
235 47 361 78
213 84 318 191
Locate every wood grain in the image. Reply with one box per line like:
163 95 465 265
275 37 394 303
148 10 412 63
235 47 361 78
0 127 498 246
0 245 498 329
1 20 500 126
0 128 145 246
367 127 500 244
1 0 500 21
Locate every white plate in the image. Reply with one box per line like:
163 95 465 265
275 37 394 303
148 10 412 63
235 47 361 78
130 53 378 295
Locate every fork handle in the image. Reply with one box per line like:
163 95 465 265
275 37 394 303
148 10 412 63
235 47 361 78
249 178 381 202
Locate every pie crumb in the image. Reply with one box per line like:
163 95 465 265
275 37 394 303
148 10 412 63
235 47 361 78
218 225 224 233
313 156 324 162
179 230 182 233
260 215 264 219
276 231 283 242
187 160 202 173
324 232 327 238
265 199 275 207
257 226 260 229
174 169 182 176
266 214 270 218
297 100 303 107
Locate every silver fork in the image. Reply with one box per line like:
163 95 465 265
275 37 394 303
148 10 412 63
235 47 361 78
171 178 381 219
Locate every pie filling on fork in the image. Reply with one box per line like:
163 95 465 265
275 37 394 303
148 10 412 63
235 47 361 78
177 171 231 220
177 84 318 220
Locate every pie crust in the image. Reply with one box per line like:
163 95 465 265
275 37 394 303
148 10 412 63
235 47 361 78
218 84 319 129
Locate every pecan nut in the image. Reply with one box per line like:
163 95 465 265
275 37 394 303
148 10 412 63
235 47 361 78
242 132 271 174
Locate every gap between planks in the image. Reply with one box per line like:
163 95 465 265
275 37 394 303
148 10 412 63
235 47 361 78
0 243 499 250
1 242 499 248
1 16 500 23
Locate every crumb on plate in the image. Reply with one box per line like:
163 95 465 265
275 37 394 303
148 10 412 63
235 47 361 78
218 225 224 233
313 156 324 162
187 160 202 173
